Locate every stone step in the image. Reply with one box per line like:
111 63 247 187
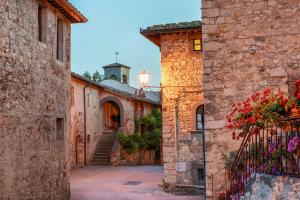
97 141 114 144
91 162 110 165
96 143 114 146
96 145 113 149
95 148 112 151
91 159 110 164
95 152 110 155
93 155 110 159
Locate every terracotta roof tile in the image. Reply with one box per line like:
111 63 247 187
48 0 88 23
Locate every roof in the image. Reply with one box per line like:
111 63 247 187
141 21 201 47
71 72 161 105
103 63 131 69
141 21 201 33
47 0 88 23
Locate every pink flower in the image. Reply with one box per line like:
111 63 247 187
288 136 299 153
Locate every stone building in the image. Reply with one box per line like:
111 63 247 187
0 0 86 199
141 21 204 188
70 71 160 167
202 0 300 197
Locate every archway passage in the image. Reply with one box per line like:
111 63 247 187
102 101 121 131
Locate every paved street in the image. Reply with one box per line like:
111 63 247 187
70 165 203 200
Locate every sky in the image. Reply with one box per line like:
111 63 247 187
70 0 201 88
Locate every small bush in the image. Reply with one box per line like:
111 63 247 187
116 133 140 155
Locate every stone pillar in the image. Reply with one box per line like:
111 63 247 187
202 0 300 198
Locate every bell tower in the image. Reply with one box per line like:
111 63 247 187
103 63 131 84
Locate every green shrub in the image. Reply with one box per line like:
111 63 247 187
116 133 140 155
118 108 162 155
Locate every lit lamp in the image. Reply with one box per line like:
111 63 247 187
138 70 150 87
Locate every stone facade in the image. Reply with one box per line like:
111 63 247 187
70 74 160 167
141 22 203 188
202 0 300 197
0 0 86 199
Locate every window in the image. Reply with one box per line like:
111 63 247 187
71 86 74 106
196 105 204 130
56 118 65 141
122 75 128 84
109 74 117 80
193 39 202 51
56 18 64 61
38 5 47 43
198 168 205 181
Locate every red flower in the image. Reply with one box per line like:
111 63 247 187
226 123 234 129
227 117 232 123
296 80 300 87
297 92 300 100
248 116 256 124
280 98 288 107
263 88 271 96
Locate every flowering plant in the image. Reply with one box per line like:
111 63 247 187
288 136 300 153
295 80 300 108
226 88 294 138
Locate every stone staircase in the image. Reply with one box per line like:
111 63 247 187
91 131 116 165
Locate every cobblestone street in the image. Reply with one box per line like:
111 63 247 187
71 166 203 200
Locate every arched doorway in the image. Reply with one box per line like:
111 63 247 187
100 96 124 131
102 101 121 130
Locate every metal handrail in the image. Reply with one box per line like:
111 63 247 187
226 116 300 199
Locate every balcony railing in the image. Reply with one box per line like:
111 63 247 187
224 116 300 199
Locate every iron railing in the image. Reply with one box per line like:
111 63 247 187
225 116 300 199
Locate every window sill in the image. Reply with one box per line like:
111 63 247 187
38 41 47 48
55 59 65 67
190 130 204 134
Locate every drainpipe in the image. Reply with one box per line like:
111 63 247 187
202 119 207 199
174 98 179 183
83 84 90 166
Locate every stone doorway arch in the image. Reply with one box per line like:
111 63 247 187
100 96 125 130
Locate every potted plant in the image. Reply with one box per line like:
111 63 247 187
111 114 120 122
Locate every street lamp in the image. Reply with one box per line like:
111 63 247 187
138 70 150 87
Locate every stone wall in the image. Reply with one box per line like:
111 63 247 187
202 0 300 197
160 31 203 186
243 174 300 200
0 0 71 199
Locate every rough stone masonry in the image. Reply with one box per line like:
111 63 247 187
202 0 300 198
141 21 204 189
0 0 86 199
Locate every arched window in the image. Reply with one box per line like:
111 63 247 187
196 105 204 131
